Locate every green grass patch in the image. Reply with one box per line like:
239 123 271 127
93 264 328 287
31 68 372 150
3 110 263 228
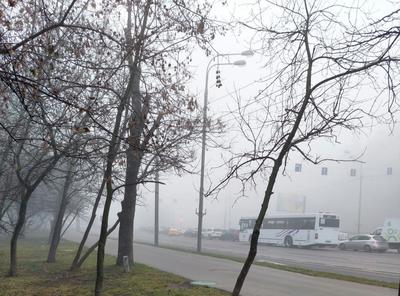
0 237 229 296
135 240 397 290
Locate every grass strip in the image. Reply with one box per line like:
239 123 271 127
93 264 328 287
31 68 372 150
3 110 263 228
0 237 229 296
134 240 398 290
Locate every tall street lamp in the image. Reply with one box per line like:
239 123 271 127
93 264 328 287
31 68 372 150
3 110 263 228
196 50 254 253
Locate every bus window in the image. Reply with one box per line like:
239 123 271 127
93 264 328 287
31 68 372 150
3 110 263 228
263 219 275 229
287 218 301 229
304 218 316 229
287 217 315 229
319 217 339 227
274 219 287 229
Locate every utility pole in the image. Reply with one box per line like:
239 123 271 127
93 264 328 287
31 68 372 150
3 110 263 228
196 207 206 253
357 163 363 233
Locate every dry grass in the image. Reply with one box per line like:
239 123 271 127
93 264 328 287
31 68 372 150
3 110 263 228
0 237 229 296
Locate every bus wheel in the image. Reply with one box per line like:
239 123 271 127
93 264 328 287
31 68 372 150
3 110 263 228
284 236 293 248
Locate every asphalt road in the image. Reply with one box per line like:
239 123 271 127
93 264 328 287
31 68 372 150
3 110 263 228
66 231 397 296
133 230 400 283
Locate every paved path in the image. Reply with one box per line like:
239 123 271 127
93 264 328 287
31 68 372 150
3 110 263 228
67 232 397 296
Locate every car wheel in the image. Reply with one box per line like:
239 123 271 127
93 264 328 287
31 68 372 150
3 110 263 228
284 236 293 248
363 245 372 252
339 243 346 250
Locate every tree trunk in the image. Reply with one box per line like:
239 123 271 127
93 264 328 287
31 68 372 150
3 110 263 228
231 160 280 295
95 169 114 295
232 30 314 295
60 211 77 238
75 219 119 269
0 174 14 223
116 37 144 267
116 92 143 266
8 194 29 276
0 190 8 222
94 57 135 296
116 169 138 265
70 178 105 271
9 153 61 275
94 0 151 294
47 162 74 262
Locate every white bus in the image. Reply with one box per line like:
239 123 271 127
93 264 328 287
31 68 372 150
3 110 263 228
239 213 340 247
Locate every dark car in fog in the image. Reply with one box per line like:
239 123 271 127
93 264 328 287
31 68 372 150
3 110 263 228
183 229 197 237
220 229 240 241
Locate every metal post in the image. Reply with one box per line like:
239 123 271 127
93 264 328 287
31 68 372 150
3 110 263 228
197 64 210 253
196 52 252 253
154 169 159 246
357 163 363 233
122 255 130 272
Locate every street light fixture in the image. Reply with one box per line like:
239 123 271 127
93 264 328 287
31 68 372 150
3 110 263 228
196 51 253 253
233 60 246 66
240 50 255 56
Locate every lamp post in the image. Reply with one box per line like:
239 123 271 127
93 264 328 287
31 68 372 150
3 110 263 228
196 50 254 253
344 150 363 233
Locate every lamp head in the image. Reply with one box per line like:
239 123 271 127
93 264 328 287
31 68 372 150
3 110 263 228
241 50 255 56
233 60 246 66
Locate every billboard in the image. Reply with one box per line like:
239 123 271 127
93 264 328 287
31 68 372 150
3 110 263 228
276 193 306 213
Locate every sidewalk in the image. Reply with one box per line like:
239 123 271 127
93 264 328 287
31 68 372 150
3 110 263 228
66 232 397 296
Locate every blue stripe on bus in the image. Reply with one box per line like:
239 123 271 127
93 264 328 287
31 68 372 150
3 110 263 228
275 229 299 237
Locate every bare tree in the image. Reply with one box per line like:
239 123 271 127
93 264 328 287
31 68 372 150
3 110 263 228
0 0 78 55
113 0 217 268
204 2 400 295
93 0 219 293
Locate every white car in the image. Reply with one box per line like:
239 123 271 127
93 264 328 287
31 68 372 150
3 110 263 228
202 228 223 239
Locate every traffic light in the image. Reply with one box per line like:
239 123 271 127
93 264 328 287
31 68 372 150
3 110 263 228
216 69 222 88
